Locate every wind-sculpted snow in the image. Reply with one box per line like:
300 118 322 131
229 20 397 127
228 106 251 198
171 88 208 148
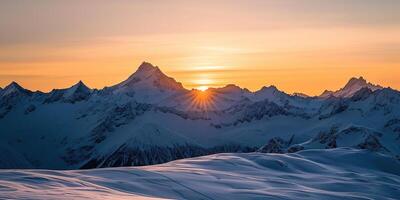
0 148 399 200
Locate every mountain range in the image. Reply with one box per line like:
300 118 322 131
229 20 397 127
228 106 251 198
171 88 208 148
1 62 399 169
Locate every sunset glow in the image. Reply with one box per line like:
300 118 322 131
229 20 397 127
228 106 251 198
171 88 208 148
0 1 399 95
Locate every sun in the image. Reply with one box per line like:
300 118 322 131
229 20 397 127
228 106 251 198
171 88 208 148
197 85 209 91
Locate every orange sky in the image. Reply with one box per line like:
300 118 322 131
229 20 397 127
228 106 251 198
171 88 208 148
1 0 399 95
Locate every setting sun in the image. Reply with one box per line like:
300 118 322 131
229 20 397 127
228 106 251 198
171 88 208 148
197 86 209 91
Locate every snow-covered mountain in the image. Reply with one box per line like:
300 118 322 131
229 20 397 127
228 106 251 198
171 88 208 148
0 81 33 98
44 81 92 104
108 62 186 103
0 62 399 169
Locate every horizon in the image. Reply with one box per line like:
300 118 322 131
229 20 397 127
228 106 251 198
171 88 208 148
1 0 399 95
0 61 390 96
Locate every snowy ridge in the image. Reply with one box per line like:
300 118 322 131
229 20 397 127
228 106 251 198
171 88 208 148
0 148 399 200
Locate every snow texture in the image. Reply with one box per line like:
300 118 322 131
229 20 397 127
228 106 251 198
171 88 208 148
0 148 399 200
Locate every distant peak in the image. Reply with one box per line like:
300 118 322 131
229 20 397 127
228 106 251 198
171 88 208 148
126 61 164 81
68 80 91 92
320 76 384 98
343 76 383 91
10 81 19 86
345 76 367 88
77 80 89 87
2 81 31 96
111 62 185 94
260 85 278 91
222 84 242 90
5 81 23 90
210 84 245 93
137 62 159 73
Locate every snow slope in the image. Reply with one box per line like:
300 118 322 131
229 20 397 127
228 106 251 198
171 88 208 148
0 148 399 200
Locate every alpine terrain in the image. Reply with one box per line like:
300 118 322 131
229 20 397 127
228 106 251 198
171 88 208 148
1 62 400 199
0 62 399 169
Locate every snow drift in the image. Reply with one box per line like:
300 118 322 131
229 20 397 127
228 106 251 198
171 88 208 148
0 148 399 200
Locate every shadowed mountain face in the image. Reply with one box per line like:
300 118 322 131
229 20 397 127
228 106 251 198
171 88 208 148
1 62 399 169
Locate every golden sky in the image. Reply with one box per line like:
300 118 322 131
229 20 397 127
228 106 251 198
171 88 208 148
1 0 399 95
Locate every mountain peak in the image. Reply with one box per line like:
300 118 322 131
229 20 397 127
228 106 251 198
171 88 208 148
69 80 91 92
217 84 242 92
110 62 186 101
209 84 251 97
320 76 383 98
4 81 24 92
137 61 159 72
44 80 92 104
126 62 164 81
62 80 92 102
2 81 31 97
260 85 278 92
344 76 368 89
340 76 382 95
77 80 84 85
6 81 22 89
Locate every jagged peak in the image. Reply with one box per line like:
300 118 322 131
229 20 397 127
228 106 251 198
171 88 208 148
4 81 26 92
111 62 185 95
212 84 243 92
137 61 159 72
70 80 90 90
259 85 279 92
43 80 92 104
5 81 23 89
65 80 91 95
344 76 368 89
128 61 163 79
319 76 383 98
344 76 383 90
77 80 84 85
1 81 31 96
50 81 91 93
123 62 166 82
